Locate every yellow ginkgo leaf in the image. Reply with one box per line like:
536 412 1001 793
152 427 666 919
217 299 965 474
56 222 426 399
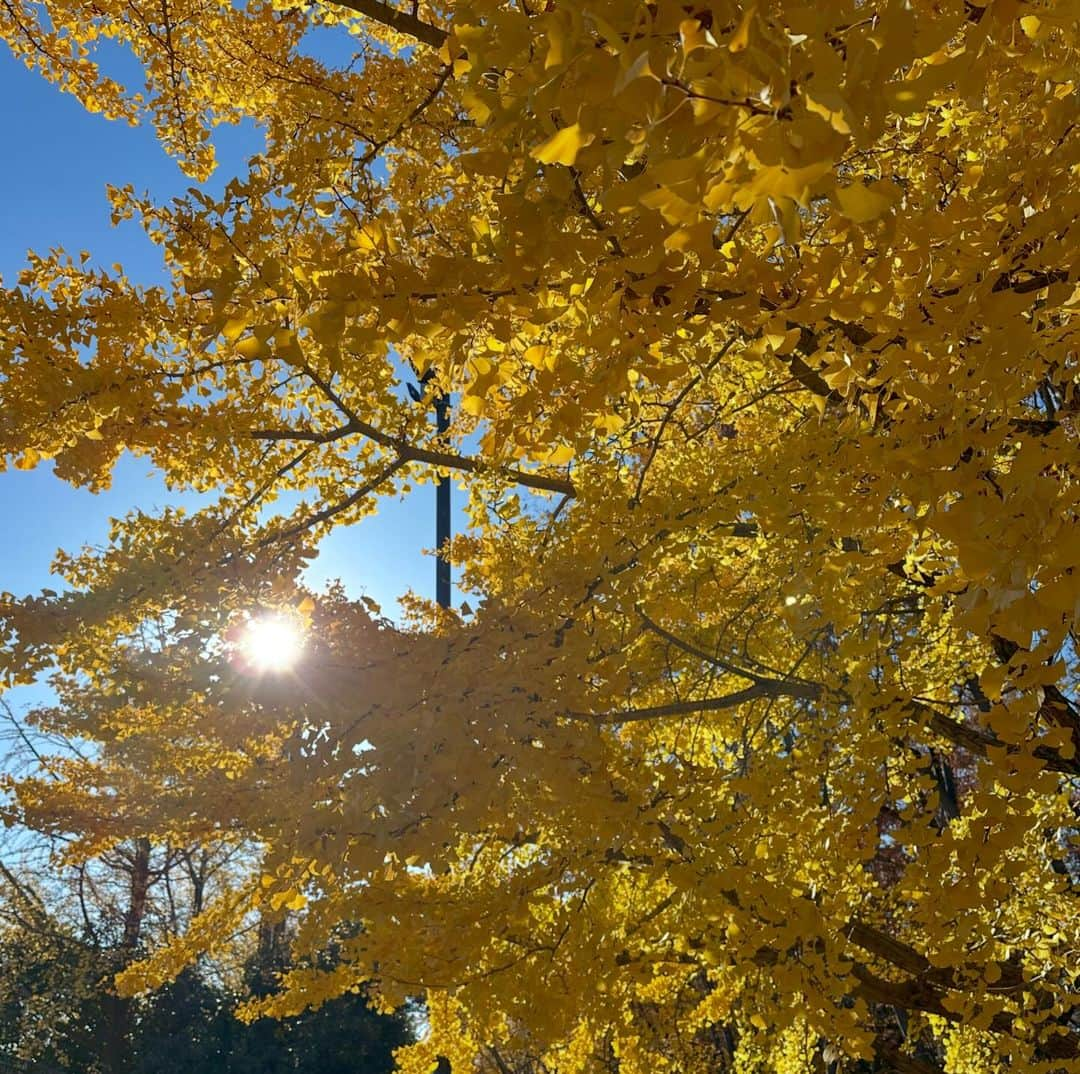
1019 14 1042 37
543 443 575 465
531 123 593 167
235 336 265 360
728 6 755 52
221 316 249 342
835 182 896 223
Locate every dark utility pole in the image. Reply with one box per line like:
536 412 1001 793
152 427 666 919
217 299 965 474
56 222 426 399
410 367 452 611
434 390 451 609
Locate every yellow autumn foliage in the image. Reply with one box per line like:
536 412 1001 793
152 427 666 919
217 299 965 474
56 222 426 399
1 0 1080 1071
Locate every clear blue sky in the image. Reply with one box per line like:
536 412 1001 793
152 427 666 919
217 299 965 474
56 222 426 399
0 44 455 681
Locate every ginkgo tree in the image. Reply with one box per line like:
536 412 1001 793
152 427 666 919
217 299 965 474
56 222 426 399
2 0 1080 1070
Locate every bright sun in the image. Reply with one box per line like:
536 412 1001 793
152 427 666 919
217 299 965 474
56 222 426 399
238 615 305 672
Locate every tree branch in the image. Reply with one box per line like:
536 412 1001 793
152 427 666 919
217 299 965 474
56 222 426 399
875 1041 944 1074
257 457 409 547
322 0 448 47
567 680 820 724
400 442 574 495
249 423 575 496
248 424 358 445
356 62 454 168
912 701 1080 776
630 337 736 507
636 603 789 686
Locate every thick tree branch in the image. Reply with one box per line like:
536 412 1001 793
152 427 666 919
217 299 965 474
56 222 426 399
737 895 1071 1062
844 919 938 979
321 0 448 47
851 959 1078 1060
914 701 1080 775
567 680 821 724
851 961 950 1018
250 424 358 444
250 423 575 496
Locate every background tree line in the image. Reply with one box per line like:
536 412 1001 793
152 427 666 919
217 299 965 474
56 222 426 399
0 702 413 1073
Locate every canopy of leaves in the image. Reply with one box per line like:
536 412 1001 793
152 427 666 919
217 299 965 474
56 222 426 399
2 0 1080 1072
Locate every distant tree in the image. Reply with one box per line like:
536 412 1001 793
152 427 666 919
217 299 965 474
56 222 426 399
0 699 411 1073
0 861 105 1071
0 866 412 1073
236 918 411 1074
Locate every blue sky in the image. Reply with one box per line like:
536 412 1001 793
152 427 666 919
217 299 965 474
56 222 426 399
0 43 456 702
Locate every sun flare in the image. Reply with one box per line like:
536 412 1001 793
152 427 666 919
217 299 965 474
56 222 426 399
238 615 305 673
